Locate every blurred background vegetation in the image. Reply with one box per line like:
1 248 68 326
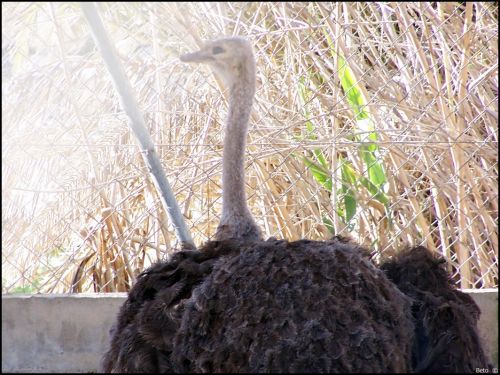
2 2 498 293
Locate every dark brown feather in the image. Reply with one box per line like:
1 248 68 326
381 246 493 373
103 238 414 372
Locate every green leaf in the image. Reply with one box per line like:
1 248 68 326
302 156 332 192
360 147 386 187
322 215 335 234
343 192 357 223
358 175 389 205
324 29 388 185
337 55 369 121
313 149 329 170
340 161 357 223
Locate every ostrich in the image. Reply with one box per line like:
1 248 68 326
102 37 491 373
380 246 493 372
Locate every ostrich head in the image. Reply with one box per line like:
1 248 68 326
180 36 255 92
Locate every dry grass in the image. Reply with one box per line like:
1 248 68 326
2 2 498 293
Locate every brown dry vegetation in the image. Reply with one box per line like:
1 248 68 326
2 2 498 293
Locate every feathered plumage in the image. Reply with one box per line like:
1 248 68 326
381 246 493 373
103 237 415 372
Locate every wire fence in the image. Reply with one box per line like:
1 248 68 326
2 2 498 294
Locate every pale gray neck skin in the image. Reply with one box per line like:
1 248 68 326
214 56 262 242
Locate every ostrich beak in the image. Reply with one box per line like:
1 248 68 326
180 49 214 63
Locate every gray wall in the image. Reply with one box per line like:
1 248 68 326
2 294 125 373
2 290 498 373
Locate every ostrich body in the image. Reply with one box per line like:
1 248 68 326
180 37 261 241
102 238 415 373
102 37 492 373
381 247 493 372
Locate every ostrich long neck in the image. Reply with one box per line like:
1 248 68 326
216 60 261 241
222 85 253 215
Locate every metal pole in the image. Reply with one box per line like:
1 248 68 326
80 2 195 249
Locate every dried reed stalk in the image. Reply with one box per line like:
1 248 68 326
2 2 497 293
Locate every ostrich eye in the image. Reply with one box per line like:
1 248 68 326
212 46 225 55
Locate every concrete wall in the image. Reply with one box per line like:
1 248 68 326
2 294 125 373
463 289 499 368
2 290 498 373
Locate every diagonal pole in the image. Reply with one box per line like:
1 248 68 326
80 2 195 249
